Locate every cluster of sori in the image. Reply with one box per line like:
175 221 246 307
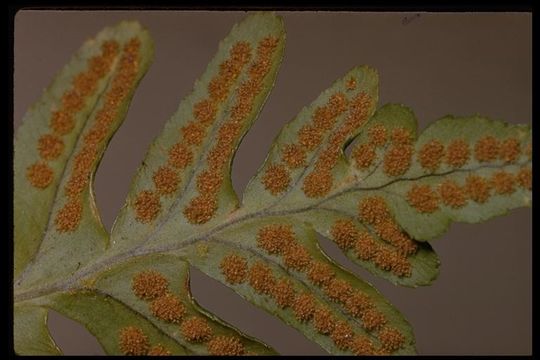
262 78 374 198
123 269 249 355
352 123 531 213
132 37 280 226
219 223 407 355
26 37 142 233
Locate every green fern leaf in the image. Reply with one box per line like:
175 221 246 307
13 12 531 356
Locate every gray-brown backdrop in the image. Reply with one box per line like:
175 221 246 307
14 11 532 355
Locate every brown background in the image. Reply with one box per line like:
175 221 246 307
14 11 532 355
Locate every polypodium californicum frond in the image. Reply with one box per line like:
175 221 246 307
13 12 531 355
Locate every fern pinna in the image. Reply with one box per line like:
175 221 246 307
14 12 531 355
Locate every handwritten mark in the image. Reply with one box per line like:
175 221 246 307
402 13 421 26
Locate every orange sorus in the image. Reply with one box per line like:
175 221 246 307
307 261 335 287
474 136 500 162
312 306 336 335
352 143 376 169
207 335 245 356
344 290 374 318
516 167 532 190
133 190 161 223
372 246 412 277
490 171 515 195
298 124 325 150
118 326 149 356
271 278 296 308
183 194 218 225
147 344 172 356
282 242 312 271
418 140 445 172
50 110 75 136
54 199 83 233
153 166 180 196
257 223 296 255
281 143 307 168
464 174 491 204
354 231 378 261
360 308 387 331
438 180 467 208
350 335 376 355
193 99 217 125
26 162 54 189
378 326 405 352
168 142 193 169
323 278 353 303
330 219 360 250
406 184 439 213
330 321 354 350
262 163 291 195
358 196 390 225
372 220 418 256
368 124 388 147
196 169 223 195
149 293 186 323
302 169 333 198
383 144 413 177
180 316 213 343
390 127 412 146
181 121 206 146
292 292 316 322
248 261 276 295
220 253 248 285
445 139 470 168
37 134 64 160
499 138 521 163
131 270 169 300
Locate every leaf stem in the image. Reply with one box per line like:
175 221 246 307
13 159 530 303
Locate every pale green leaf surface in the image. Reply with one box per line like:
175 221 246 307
240 94 437 287
14 21 139 277
285 104 438 286
294 209 440 287
330 109 532 241
242 65 379 213
13 12 532 356
94 254 276 354
110 12 286 253
14 304 61 355
47 291 189 355
184 218 416 355
15 21 154 291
